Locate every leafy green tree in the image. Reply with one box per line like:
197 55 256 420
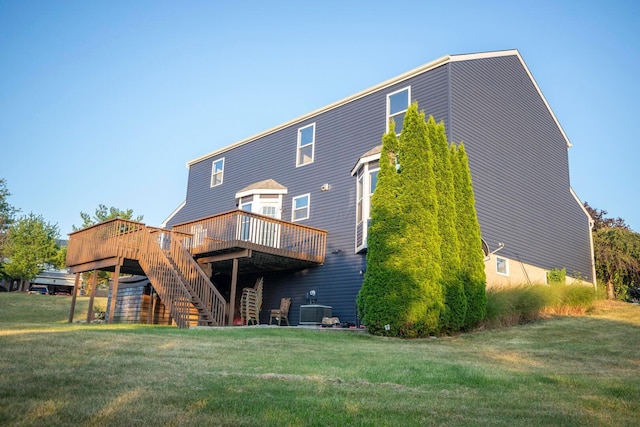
429 117 467 333
72 204 144 292
451 143 487 329
73 204 144 231
358 104 443 337
4 213 60 291
584 203 640 300
0 178 19 276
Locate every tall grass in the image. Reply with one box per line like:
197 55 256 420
482 283 596 328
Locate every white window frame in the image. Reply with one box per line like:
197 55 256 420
296 123 316 167
386 86 410 135
352 155 380 253
210 158 225 187
496 256 509 276
291 194 310 222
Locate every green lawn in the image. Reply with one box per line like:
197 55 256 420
0 293 638 426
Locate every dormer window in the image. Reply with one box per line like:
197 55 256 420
235 179 288 247
235 179 288 219
351 145 381 253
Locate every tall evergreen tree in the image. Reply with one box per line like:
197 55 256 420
451 144 487 328
357 127 404 335
429 117 467 333
357 104 443 337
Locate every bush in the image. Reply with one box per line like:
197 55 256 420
547 268 566 284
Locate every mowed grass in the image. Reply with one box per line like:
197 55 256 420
1 294 639 426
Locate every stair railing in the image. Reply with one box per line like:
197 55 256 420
137 228 193 328
149 228 227 326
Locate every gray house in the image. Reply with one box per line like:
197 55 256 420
67 49 595 328
163 48 594 323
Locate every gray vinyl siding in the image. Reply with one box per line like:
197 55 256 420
166 52 593 324
168 64 450 324
449 55 593 281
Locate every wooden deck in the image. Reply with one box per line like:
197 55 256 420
65 212 327 328
171 210 327 271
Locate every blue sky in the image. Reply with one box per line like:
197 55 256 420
1 0 639 236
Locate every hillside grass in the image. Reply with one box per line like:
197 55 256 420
1 293 639 426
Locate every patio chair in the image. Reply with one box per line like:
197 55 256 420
240 277 263 325
269 297 291 326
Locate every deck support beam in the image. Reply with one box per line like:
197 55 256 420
68 273 81 323
86 271 98 324
107 260 122 324
227 258 239 326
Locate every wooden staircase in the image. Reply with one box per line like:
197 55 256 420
66 219 227 328
138 228 227 328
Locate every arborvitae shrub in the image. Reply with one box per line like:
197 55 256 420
451 144 487 330
358 105 443 337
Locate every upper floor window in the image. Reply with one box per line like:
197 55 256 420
292 194 310 221
297 123 315 167
386 87 410 134
210 158 225 187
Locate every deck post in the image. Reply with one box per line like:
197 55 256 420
228 258 239 326
86 271 98 324
68 273 81 323
107 260 121 324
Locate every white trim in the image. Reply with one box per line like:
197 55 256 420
448 50 519 62
296 123 316 167
235 187 287 199
291 193 310 222
571 187 597 287
351 152 381 176
161 200 186 228
185 49 571 166
386 86 411 134
496 256 509 276
210 158 225 187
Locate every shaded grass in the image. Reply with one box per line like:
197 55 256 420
1 293 639 426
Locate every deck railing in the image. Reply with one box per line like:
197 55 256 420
173 210 327 264
66 219 146 267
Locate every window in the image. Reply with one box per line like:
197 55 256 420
496 257 509 276
210 158 225 187
386 87 410 134
296 123 315 167
292 194 310 221
351 146 381 252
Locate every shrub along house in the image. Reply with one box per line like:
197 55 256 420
66 49 595 328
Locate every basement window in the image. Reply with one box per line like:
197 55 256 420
496 256 509 276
